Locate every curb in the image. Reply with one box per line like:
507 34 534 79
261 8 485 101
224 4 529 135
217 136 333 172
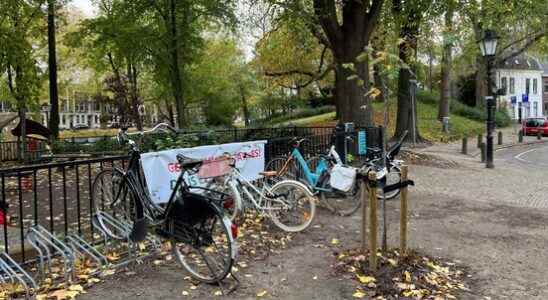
470 139 548 157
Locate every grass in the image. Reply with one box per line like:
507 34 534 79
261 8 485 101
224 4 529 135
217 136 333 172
275 101 484 143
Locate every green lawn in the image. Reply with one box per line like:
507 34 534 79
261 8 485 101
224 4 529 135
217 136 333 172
274 101 485 143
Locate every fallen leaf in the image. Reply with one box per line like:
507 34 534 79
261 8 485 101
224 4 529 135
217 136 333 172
331 238 340 245
213 290 222 296
352 290 366 298
182 291 189 296
357 275 376 284
257 290 268 297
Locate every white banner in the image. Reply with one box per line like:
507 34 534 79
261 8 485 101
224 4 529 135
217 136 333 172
141 140 267 203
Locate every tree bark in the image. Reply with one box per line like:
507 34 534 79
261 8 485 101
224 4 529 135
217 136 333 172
438 5 453 120
47 0 60 140
393 0 423 142
127 61 143 130
167 0 185 128
240 85 250 127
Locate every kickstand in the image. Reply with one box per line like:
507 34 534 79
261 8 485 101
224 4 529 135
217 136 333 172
218 270 240 295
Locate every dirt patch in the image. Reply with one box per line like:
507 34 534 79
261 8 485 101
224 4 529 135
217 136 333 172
401 150 460 169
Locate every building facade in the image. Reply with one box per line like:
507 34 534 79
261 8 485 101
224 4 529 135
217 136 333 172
496 55 544 121
542 61 548 116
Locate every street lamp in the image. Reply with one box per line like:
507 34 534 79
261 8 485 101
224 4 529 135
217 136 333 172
478 29 499 169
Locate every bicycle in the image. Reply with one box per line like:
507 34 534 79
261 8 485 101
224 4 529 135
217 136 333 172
91 123 237 283
215 148 317 233
265 138 361 216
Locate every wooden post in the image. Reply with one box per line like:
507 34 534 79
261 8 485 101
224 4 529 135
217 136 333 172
477 134 483 148
368 171 378 271
400 165 408 255
361 180 367 253
497 131 503 145
461 137 468 154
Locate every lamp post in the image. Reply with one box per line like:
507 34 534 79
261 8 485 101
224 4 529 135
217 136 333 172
478 29 499 169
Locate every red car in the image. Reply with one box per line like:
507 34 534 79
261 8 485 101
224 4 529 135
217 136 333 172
522 117 548 136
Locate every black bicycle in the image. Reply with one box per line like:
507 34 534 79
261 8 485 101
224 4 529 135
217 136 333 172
91 123 237 283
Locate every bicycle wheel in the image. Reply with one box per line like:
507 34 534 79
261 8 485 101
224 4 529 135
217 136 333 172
378 165 402 200
210 179 242 221
172 214 234 283
92 168 143 240
267 180 316 232
319 174 361 216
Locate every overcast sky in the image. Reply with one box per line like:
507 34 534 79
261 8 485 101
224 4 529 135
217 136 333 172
71 0 97 17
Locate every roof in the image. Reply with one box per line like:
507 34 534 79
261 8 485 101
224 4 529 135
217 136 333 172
497 55 543 71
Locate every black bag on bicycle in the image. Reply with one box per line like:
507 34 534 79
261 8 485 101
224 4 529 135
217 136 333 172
168 192 218 226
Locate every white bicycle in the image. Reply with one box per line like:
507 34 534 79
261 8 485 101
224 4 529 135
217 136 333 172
212 153 317 233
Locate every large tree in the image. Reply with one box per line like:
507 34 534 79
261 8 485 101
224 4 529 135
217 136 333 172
258 0 385 126
47 0 60 139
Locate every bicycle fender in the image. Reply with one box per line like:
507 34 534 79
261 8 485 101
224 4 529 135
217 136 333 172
272 179 315 197
222 216 238 260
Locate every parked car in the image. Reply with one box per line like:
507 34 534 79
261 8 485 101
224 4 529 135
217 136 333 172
521 117 548 136
74 124 90 130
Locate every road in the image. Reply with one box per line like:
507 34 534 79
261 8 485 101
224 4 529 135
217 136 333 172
497 142 548 168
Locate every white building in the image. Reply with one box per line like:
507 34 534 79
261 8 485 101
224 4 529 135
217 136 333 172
496 55 543 120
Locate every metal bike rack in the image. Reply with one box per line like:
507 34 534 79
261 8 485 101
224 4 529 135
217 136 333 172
0 252 38 299
65 234 109 272
25 225 75 285
92 211 160 268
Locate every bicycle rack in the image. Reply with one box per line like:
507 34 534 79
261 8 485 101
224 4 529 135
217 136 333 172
0 252 38 299
25 225 75 285
65 234 109 273
92 212 160 269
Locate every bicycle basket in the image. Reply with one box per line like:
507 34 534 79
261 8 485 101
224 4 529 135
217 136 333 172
197 157 232 179
168 192 219 226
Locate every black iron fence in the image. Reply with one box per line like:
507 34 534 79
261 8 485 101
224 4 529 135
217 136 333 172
0 125 383 263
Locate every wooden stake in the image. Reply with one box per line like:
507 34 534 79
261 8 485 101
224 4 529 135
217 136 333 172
368 171 378 271
400 165 409 255
361 179 367 253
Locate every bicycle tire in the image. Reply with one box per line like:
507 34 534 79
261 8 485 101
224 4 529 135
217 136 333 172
92 168 145 241
319 173 362 216
267 180 316 232
171 214 235 283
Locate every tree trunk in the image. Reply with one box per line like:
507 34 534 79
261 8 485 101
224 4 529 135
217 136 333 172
393 8 422 142
167 0 185 128
473 23 487 107
47 0 60 140
428 48 433 92
240 85 250 127
438 5 453 120
127 62 143 130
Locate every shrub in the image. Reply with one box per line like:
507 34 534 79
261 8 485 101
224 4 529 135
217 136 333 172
417 89 439 105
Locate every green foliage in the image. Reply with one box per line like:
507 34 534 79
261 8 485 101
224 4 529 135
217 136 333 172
266 105 335 125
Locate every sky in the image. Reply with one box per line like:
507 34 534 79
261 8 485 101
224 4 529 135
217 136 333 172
71 0 97 17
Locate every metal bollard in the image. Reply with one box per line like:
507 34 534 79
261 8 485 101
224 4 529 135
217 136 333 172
537 131 542 140
498 131 503 145
477 134 483 148
480 142 486 162
518 130 523 143
461 137 468 154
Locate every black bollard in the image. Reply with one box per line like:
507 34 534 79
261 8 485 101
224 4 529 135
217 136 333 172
477 134 483 148
462 137 468 154
538 131 542 140
498 131 503 145
518 130 523 143
480 142 486 163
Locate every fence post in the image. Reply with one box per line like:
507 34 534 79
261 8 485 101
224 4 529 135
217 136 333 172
480 142 486 163
477 134 483 148
361 179 367 253
497 131 503 145
368 171 378 271
461 137 468 154
400 165 409 255
518 130 523 143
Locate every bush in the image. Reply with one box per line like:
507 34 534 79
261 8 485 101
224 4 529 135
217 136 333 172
417 89 439 105
255 105 335 125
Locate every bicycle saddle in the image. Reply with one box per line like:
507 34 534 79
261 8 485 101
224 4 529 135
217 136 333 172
176 154 203 170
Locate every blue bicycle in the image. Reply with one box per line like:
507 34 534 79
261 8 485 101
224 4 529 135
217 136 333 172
265 138 361 216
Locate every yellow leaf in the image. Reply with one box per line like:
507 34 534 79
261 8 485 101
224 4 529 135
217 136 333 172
404 271 411 282
182 291 189 296
356 275 376 284
352 290 366 298
257 290 268 297
388 258 398 266
50 289 79 300
213 290 222 296
331 238 340 245
68 284 84 292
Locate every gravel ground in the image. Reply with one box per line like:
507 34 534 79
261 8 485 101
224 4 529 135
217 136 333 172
77 141 548 300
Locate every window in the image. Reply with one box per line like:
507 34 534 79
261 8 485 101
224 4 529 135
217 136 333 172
533 102 538 117
545 84 548 93
526 78 530 95
501 77 507 95
533 79 537 94
509 78 515 94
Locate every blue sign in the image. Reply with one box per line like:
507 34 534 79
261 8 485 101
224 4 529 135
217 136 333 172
510 96 517 104
522 94 528 103
358 131 367 155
